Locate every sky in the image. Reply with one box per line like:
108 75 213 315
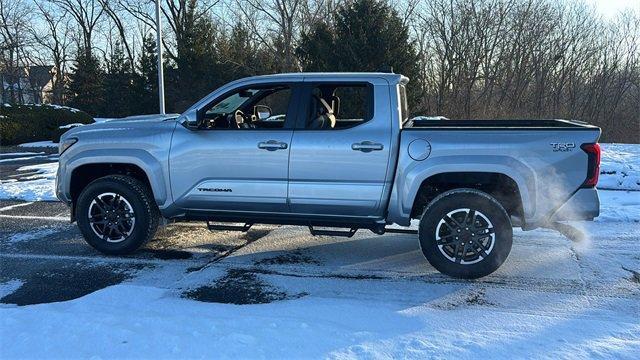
588 0 639 18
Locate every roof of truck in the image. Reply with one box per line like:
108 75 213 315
239 72 407 84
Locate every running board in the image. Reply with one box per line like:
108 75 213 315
384 227 418 235
207 221 253 232
308 226 358 238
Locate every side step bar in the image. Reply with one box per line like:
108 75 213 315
308 226 358 238
207 221 253 232
205 220 417 237
307 226 417 237
384 228 418 235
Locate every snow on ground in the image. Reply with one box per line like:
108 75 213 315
600 143 640 191
0 162 58 201
6 227 61 244
16 141 58 148
1 282 637 359
0 193 638 358
597 190 640 222
0 155 48 163
0 280 23 299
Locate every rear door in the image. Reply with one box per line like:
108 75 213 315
169 83 300 213
287 79 393 217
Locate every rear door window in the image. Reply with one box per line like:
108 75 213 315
301 83 373 130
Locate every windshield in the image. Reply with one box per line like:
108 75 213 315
207 89 258 114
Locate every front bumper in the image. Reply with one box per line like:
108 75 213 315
55 162 71 204
551 188 600 221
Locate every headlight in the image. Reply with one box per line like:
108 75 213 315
59 137 78 155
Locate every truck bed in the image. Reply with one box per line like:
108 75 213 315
404 118 599 130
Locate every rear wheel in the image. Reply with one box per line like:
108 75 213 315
76 175 159 255
418 189 512 279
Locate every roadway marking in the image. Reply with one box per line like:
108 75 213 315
0 252 203 266
0 214 69 222
0 202 34 212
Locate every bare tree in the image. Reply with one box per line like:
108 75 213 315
47 0 105 56
235 0 303 71
30 1 73 104
0 0 33 103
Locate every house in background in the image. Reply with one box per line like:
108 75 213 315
1 65 59 105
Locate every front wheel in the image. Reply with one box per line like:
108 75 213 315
76 175 159 255
418 189 513 279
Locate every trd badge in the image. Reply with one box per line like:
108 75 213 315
550 142 576 152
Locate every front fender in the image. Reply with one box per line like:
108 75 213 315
57 149 170 208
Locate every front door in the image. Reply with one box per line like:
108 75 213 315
288 81 392 217
169 84 298 213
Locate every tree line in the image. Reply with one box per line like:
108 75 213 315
0 0 638 142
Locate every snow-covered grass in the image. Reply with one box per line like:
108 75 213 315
600 143 640 191
27 103 80 113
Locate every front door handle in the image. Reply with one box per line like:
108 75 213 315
258 140 288 151
352 141 384 152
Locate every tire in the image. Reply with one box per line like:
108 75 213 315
76 175 159 255
418 188 512 279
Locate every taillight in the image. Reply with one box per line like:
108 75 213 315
580 143 601 188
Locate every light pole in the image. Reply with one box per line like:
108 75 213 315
155 0 166 115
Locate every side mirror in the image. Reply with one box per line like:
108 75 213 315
254 105 272 120
180 110 200 129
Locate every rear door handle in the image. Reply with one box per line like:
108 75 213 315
352 141 384 152
258 140 288 151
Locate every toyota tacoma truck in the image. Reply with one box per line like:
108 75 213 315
56 72 601 278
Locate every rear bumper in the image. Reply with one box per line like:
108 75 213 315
550 188 600 221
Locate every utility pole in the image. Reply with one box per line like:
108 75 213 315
155 0 166 114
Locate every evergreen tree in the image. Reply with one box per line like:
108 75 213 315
135 33 159 114
296 22 335 72
171 5 219 111
67 48 104 116
218 23 273 83
296 0 421 107
103 42 135 118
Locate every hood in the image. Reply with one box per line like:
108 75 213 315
94 113 181 124
61 113 180 140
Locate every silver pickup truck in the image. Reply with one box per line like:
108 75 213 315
56 72 601 278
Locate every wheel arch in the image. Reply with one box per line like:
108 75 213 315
63 150 169 211
387 157 534 227
411 172 524 220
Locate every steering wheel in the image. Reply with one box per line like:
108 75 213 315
234 109 254 129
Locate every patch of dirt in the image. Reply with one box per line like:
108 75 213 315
240 229 272 242
183 269 304 305
431 288 496 310
254 249 320 266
